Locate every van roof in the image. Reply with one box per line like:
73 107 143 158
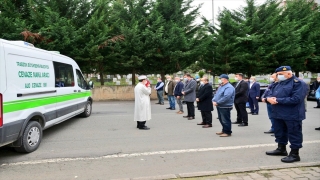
0 38 72 60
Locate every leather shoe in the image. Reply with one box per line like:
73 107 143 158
170 108 176 110
232 121 241 124
187 117 195 120
166 107 172 109
183 116 189 118
314 106 320 108
202 124 212 128
315 127 320 130
266 144 288 156
281 149 300 163
238 123 248 127
160 103 164 105
264 130 274 134
155 102 160 104
139 126 150 130
252 113 258 115
197 122 206 125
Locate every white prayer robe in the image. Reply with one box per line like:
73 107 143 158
134 83 152 121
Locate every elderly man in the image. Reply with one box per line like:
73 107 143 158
316 86 320 131
196 77 214 128
134 75 152 130
233 73 249 127
164 76 176 110
154 77 164 105
182 73 197 120
248 76 260 115
265 66 307 163
261 73 278 134
212 74 235 137
174 76 184 114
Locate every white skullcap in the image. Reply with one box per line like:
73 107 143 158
138 75 147 80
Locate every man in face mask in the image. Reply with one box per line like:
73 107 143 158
164 76 176 110
261 73 278 134
233 73 249 127
182 73 197 120
265 66 307 163
154 77 164 105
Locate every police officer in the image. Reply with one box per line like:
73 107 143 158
265 66 307 163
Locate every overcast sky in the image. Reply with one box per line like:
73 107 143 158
190 0 268 24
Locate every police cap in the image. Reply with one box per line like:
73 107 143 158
275 66 292 73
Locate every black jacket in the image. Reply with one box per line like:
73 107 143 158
197 83 214 111
234 80 249 104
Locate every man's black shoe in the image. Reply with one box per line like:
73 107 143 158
183 116 189 118
139 127 150 130
315 127 320 130
252 113 258 115
160 103 164 105
314 106 320 108
238 123 248 127
155 102 160 104
170 108 176 110
264 130 274 134
166 107 172 109
232 121 241 124
266 144 288 156
281 149 300 163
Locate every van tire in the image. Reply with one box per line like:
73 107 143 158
81 101 92 117
14 121 42 153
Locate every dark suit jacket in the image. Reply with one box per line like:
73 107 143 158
249 82 260 98
234 80 249 104
197 83 214 111
174 81 184 97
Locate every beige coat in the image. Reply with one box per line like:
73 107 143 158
134 83 152 121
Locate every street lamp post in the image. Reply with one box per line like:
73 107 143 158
212 0 215 86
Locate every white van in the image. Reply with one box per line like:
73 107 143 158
0 39 93 153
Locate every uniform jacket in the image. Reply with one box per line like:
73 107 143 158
266 76 307 121
134 83 151 121
249 82 260 98
174 81 184 97
234 80 249 104
197 83 214 111
183 79 197 102
212 82 235 107
165 80 175 96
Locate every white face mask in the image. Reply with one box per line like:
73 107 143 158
184 78 188 81
175 80 179 82
249 80 254 83
200 81 204 85
269 78 275 83
234 77 239 81
218 79 222 84
167 79 171 81
277 75 287 81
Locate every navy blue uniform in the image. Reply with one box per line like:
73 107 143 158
266 76 307 149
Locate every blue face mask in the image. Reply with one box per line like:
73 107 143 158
277 75 287 81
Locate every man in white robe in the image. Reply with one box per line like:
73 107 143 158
134 75 152 130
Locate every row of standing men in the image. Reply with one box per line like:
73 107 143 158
134 66 309 163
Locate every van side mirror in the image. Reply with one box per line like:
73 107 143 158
87 80 94 89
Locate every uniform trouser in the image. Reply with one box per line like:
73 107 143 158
157 90 164 103
167 95 175 108
186 102 195 117
235 103 248 124
273 119 303 149
266 103 274 131
176 97 183 112
201 111 212 125
248 96 259 113
217 107 232 135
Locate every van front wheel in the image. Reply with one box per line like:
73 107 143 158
81 101 92 117
14 121 42 153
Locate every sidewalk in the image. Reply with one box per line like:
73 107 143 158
114 162 320 180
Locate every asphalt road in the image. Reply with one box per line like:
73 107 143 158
0 100 319 180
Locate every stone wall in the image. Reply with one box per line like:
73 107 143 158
91 86 158 101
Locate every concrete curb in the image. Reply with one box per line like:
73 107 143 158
112 161 320 180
